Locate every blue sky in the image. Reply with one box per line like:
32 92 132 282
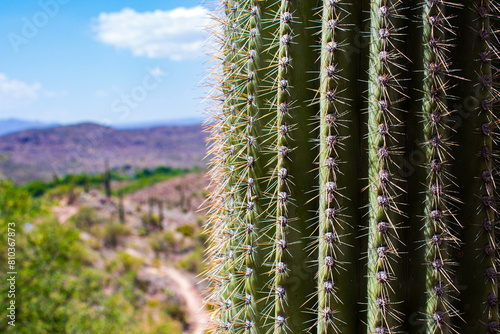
0 0 210 125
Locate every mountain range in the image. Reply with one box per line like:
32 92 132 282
0 121 207 183
0 118 204 136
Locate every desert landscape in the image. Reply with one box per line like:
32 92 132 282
0 121 211 333
0 123 206 183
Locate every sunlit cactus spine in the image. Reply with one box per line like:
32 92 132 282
203 1 500 333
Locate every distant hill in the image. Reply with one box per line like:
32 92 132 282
113 117 203 129
0 123 207 183
0 118 60 136
0 117 204 136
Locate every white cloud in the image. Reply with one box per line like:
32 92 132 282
0 74 41 109
93 6 210 61
0 74 40 99
0 74 68 110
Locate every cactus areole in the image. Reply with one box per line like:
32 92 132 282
203 1 500 333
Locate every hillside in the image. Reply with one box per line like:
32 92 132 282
0 123 207 183
0 171 210 334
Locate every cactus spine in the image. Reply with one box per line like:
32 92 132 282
366 1 406 332
317 1 361 332
455 0 500 331
204 1 500 333
420 1 461 331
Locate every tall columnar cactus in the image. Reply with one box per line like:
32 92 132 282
103 160 112 198
203 1 500 333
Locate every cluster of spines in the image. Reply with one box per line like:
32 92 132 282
202 50 229 331
315 1 350 333
219 1 243 330
366 1 406 333
264 1 295 332
240 1 267 333
203 1 249 332
420 1 461 332
203 1 500 333
471 0 500 331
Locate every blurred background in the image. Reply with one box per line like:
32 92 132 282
0 1 212 333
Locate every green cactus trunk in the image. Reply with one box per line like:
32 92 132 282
103 161 112 198
204 1 500 333
118 190 125 224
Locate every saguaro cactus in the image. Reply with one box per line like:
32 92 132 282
103 160 112 198
204 1 500 333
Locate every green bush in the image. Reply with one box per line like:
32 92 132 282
107 251 144 274
72 206 102 230
163 292 185 323
176 224 195 238
149 231 176 255
102 222 132 247
23 167 193 198
116 167 190 195
44 183 82 202
0 181 184 333
0 218 183 334
24 180 50 197
176 246 205 275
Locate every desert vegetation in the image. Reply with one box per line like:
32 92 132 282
0 168 209 334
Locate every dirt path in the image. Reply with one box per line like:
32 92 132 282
50 187 209 333
52 205 79 224
160 266 208 334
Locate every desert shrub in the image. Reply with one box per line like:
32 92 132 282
0 182 183 334
102 222 131 247
72 206 102 230
149 231 176 255
175 246 205 275
107 252 144 275
43 183 83 202
176 224 195 238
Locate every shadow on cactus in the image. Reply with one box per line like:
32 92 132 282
202 1 500 333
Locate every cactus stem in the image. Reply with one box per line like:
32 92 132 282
366 1 408 333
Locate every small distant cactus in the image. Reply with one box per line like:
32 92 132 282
158 199 164 226
176 184 188 212
118 189 125 223
203 1 500 333
103 160 112 198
